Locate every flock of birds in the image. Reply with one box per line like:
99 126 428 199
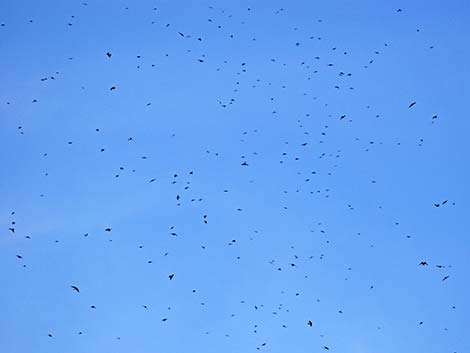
1 2 467 353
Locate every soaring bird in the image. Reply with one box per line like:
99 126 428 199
408 101 416 108
71 285 80 293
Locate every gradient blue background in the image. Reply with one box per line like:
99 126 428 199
1 1 469 352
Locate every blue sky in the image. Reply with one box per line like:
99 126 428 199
1 0 469 352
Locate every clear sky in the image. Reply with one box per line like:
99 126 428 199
1 0 469 352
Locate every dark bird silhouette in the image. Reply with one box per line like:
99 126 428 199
71 285 80 293
408 101 416 108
